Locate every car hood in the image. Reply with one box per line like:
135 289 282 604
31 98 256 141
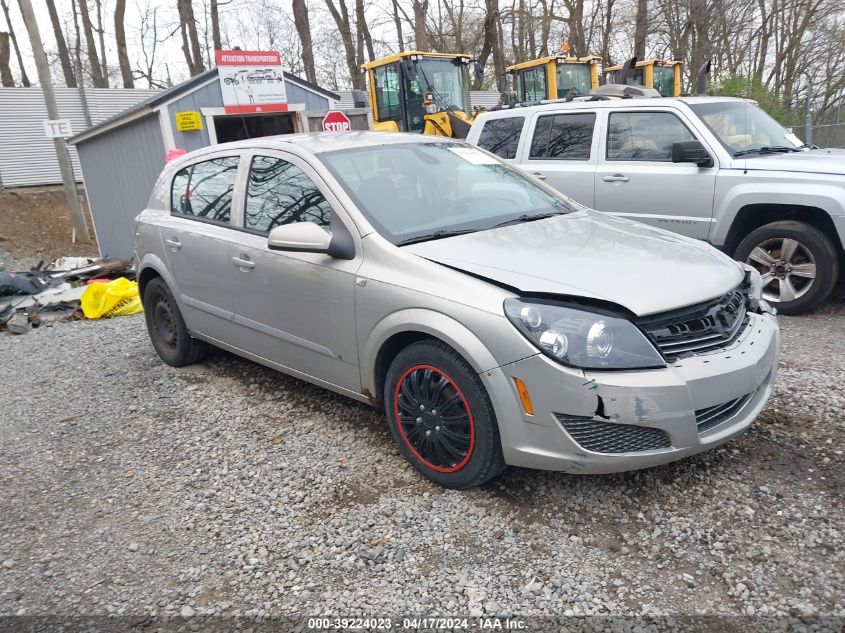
742 148 845 176
403 209 744 317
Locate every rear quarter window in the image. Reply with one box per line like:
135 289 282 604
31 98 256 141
476 117 524 160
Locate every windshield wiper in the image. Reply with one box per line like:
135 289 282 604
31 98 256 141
492 210 567 229
396 228 478 246
733 145 801 157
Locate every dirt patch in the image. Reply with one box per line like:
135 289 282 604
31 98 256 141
0 186 98 266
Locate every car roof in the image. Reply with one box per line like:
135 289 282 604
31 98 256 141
476 95 747 120
189 131 458 158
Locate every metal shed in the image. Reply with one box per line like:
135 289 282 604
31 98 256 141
69 68 343 259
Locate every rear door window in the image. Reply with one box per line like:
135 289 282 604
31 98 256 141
476 117 524 159
243 155 332 234
529 112 596 160
170 156 239 223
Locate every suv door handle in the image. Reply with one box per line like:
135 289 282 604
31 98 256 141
602 174 630 183
164 237 182 250
531 172 547 180
231 256 255 270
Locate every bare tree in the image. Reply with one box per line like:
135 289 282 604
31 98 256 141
135 1 167 88
2 0 29 85
210 0 222 49
412 0 429 49
177 0 206 76
94 0 108 81
324 0 366 89
633 0 647 58
77 0 108 86
18 0 90 241
113 0 134 87
391 0 405 51
0 31 13 86
45 0 76 87
292 0 317 82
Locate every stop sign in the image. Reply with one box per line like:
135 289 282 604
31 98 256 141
322 111 351 132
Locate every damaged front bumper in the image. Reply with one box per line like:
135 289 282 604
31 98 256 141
487 311 779 474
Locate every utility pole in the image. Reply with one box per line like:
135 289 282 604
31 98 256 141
18 0 90 242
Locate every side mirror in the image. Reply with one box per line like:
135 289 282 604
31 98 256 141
671 140 713 167
267 222 333 254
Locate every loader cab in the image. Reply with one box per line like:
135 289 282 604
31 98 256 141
507 55 601 102
363 52 473 136
605 59 683 97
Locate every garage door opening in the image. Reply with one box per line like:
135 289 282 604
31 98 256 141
214 113 296 143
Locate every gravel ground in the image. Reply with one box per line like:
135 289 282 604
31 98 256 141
0 305 843 632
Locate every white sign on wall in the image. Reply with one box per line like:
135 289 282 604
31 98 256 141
43 119 73 138
216 50 288 114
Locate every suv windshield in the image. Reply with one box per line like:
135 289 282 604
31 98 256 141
319 143 574 244
688 100 803 156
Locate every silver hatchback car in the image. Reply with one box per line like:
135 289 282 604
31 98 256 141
135 132 779 489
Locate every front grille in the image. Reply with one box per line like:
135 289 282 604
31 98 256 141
637 286 750 361
695 392 754 434
556 414 671 454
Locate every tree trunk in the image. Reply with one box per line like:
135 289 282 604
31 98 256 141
0 31 14 86
355 0 375 61
412 0 429 50
633 0 647 58
45 0 76 87
95 0 108 81
324 0 365 90
562 0 585 56
177 0 206 76
210 0 221 50
1 0 29 85
77 0 107 87
18 0 90 242
292 0 317 82
391 0 404 52
601 0 614 64
113 0 134 87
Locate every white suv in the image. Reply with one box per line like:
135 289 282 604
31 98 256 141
467 96 845 314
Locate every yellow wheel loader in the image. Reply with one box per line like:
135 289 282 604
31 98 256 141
604 59 683 97
362 51 478 138
506 54 601 102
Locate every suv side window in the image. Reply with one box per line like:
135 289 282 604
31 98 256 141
530 112 595 160
244 155 332 234
607 111 695 161
170 156 239 223
477 117 524 159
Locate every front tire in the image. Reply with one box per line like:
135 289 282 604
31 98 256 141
383 340 506 489
734 221 839 315
142 278 209 367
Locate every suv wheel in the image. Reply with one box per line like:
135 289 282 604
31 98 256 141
734 221 839 315
143 278 209 366
383 340 506 489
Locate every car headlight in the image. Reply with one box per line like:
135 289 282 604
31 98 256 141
743 265 776 315
504 298 665 370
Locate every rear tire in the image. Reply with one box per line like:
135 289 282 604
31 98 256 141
142 277 209 367
734 221 839 315
383 340 506 489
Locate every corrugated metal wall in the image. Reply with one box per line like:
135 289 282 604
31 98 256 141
76 113 166 259
0 87 159 187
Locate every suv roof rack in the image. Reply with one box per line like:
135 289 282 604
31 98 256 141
588 84 662 99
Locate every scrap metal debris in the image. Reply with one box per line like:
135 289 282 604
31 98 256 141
0 257 135 334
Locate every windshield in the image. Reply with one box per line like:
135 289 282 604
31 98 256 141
404 59 468 132
319 143 575 244
688 100 803 155
653 66 675 97
556 64 591 97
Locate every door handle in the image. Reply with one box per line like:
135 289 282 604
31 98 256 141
602 174 630 183
164 237 182 250
531 172 547 180
231 256 255 270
